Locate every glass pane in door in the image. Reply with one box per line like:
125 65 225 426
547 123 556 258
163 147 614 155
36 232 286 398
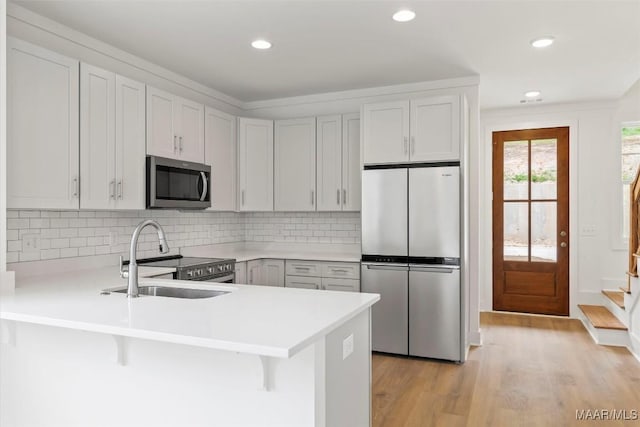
531 201 557 262
504 202 528 261
504 140 528 199
531 139 557 199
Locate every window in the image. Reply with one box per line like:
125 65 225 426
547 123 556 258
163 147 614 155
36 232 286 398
621 123 640 240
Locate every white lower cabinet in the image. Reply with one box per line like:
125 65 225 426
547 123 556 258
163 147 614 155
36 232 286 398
247 259 285 287
285 260 360 292
234 261 247 284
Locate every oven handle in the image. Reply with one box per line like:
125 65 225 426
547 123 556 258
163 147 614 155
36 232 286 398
199 172 208 202
200 273 235 283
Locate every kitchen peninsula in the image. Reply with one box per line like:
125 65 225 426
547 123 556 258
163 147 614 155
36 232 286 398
0 267 378 427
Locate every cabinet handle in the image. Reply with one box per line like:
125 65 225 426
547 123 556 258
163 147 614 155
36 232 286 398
337 189 341 205
404 136 408 154
331 269 349 273
295 266 311 271
173 135 178 153
179 136 183 153
73 177 79 197
241 190 245 206
343 189 347 205
109 180 116 199
117 180 123 200
250 270 253 283
311 190 314 206
411 136 415 155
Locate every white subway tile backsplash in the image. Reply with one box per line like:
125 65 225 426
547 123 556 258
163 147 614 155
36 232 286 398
6 210 360 263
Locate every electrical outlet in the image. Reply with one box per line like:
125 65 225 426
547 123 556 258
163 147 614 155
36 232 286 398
23 234 40 250
580 225 597 236
342 334 354 360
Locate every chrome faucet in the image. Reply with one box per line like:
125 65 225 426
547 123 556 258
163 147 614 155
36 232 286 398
119 219 169 298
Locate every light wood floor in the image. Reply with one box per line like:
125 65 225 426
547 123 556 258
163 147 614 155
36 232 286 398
372 312 640 427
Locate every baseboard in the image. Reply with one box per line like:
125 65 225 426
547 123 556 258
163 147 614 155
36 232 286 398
0 271 15 292
630 332 640 363
468 328 482 346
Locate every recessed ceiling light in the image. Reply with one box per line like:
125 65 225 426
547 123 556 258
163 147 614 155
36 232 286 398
524 90 541 98
392 9 416 22
251 39 272 50
530 37 555 48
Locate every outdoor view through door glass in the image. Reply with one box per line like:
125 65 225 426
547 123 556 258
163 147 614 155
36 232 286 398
503 138 558 262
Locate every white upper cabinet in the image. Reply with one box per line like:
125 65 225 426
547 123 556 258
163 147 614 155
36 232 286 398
205 107 236 211
362 100 409 164
146 86 204 163
363 95 460 164
274 117 317 211
238 118 274 211
317 114 361 211
7 38 80 209
341 113 361 211
410 95 460 162
80 63 116 210
114 75 146 209
80 64 146 210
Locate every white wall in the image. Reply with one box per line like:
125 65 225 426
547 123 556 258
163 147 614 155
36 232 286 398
480 95 637 316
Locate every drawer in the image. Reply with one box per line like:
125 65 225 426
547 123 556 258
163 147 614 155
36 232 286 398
321 262 360 280
285 275 322 290
286 260 322 277
321 278 360 293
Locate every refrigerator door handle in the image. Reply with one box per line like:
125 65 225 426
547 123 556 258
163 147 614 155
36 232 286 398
364 263 409 271
409 265 460 273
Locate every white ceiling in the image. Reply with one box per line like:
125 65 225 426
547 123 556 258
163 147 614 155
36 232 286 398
11 0 640 109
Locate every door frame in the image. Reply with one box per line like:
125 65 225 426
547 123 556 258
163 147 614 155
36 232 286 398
482 118 579 317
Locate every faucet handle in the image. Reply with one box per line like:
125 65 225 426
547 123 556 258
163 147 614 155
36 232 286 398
119 255 129 279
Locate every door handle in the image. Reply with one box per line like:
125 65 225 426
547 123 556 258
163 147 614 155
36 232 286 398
117 180 123 200
241 190 245 206
560 242 567 248
311 190 314 206
560 231 567 237
343 189 346 205
409 266 458 273
411 136 415 155
337 189 341 205
173 135 178 153
403 136 408 154
109 180 116 199
179 136 183 153
73 177 79 198
199 172 208 202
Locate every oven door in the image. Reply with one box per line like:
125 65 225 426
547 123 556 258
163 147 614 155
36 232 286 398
192 273 235 284
147 155 211 209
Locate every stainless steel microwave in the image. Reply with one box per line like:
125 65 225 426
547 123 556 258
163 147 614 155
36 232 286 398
146 156 211 209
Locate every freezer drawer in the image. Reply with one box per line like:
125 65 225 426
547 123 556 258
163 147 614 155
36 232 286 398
409 166 460 259
361 263 408 355
361 169 407 256
409 265 461 361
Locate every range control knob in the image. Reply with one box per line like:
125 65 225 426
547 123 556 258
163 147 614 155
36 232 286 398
208 267 214 274
187 270 194 278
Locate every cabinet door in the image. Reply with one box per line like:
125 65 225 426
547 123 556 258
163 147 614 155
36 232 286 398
316 115 342 211
80 63 116 210
146 86 176 159
176 97 205 163
322 278 360 292
115 75 146 209
205 107 236 211
234 261 247 284
285 260 322 277
7 38 80 209
238 118 274 211
262 259 285 287
274 118 316 211
410 95 460 162
247 260 262 285
362 100 409 164
285 275 321 290
342 113 361 211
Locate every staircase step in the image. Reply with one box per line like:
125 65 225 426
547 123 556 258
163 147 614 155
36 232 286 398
578 305 627 330
602 290 625 309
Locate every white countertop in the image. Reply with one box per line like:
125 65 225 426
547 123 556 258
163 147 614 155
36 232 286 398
181 246 361 263
0 267 378 359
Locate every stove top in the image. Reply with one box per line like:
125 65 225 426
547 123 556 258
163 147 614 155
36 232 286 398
131 255 236 280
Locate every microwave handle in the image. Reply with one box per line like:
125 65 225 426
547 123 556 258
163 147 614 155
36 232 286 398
199 172 208 202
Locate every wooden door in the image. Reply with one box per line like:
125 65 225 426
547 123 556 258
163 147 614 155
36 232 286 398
7 38 80 209
146 86 176 159
362 100 409 164
274 117 316 211
316 115 342 211
342 113 361 211
115 75 146 210
176 97 205 163
410 95 460 162
80 63 116 210
493 127 569 316
238 118 274 211
205 107 236 211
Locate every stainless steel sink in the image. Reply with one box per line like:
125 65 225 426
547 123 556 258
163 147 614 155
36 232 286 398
104 286 230 299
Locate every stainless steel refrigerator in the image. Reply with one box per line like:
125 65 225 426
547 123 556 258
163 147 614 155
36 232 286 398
361 164 464 362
